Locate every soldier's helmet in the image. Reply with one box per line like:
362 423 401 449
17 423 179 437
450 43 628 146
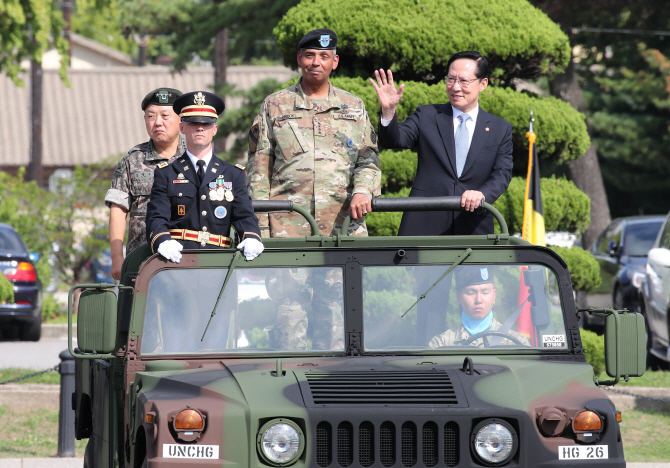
173 91 225 124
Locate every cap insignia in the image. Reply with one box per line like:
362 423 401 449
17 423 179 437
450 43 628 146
156 90 171 104
480 268 489 281
319 35 331 47
194 92 206 106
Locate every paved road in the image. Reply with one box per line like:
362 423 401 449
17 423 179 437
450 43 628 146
0 336 74 370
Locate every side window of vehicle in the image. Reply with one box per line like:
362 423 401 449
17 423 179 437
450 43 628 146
595 223 616 253
660 219 670 250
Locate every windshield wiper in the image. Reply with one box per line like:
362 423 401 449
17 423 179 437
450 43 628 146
201 250 243 341
401 248 472 318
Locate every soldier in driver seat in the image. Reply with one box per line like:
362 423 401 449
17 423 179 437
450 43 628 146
429 266 530 348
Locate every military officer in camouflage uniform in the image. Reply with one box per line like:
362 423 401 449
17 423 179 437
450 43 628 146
429 266 530 348
247 28 381 237
247 29 381 351
105 88 186 280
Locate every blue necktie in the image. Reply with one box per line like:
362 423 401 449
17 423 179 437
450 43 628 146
455 113 471 177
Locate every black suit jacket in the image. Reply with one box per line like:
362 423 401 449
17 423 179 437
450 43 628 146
379 104 513 235
146 153 261 253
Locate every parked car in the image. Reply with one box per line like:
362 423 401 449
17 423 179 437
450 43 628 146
89 248 114 284
584 216 664 331
0 224 42 341
642 212 670 365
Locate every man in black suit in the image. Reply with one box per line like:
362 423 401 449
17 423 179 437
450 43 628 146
371 51 513 235
146 91 263 262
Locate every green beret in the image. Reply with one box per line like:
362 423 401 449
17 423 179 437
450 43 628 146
141 88 183 111
298 28 337 50
455 266 494 290
173 91 225 124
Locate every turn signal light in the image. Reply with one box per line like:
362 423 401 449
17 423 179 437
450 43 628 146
175 409 203 430
573 411 602 431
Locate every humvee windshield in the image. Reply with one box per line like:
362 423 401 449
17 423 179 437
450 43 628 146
141 262 566 355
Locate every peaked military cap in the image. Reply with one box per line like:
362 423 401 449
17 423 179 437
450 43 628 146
141 88 182 111
298 28 338 50
173 91 225 124
455 266 494 290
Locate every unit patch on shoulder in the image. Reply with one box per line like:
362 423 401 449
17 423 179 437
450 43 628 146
157 161 169 169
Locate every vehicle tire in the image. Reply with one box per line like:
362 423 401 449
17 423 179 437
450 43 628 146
613 287 624 311
20 316 41 341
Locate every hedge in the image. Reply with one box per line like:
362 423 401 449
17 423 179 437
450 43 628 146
274 0 571 84
0 274 13 304
549 246 601 293
493 176 591 234
580 328 605 376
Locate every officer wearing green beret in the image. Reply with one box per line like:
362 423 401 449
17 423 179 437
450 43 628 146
105 88 186 280
429 266 530 348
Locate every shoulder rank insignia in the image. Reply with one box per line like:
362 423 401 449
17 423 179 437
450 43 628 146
157 161 168 168
235 164 245 171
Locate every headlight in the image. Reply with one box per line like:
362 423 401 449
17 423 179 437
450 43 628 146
257 419 304 466
630 271 645 289
471 419 518 466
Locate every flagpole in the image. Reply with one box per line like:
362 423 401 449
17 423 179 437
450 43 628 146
522 109 536 240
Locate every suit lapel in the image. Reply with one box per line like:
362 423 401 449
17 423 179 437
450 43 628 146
202 154 224 187
175 153 199 186
461 109 492 177
435 104 457 174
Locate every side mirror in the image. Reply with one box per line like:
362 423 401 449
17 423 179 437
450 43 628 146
28 252 40 262
607 240 619 257
523 269 551 329
648 247 670 268
68 283 122 359
603 311 646 384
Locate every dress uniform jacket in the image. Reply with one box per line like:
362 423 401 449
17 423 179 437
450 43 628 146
146 153 262 253
379 104 513 236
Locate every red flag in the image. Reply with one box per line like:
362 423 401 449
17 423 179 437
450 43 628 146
516 266 537 346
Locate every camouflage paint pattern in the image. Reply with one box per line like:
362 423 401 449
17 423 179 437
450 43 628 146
105 136 187 253
71 211 638 468
429 318 531 347
246 80 381 238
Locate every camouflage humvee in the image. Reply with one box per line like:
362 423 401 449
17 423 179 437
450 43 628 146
69 198 646 468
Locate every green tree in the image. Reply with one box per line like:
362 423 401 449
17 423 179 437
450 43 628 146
275 0 571 85
71 0 137 57
0 0 69 84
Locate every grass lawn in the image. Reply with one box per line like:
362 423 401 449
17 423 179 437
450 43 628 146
0 406 87 458
621 408 670 462
597 369 670 387
0 368 60 385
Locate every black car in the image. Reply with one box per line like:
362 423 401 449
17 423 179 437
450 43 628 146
584 216 664 331
0 224 42 341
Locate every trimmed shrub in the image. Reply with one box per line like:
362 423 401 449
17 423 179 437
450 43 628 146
580 328 605 376
275 0 571 84
42 294 62 322
0 274 13 304
493 176 591 234
549 246 601 293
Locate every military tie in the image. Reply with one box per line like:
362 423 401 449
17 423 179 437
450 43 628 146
455 113 471 178
196 159 206 184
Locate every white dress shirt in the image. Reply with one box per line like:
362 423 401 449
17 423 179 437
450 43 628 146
186 149 213 175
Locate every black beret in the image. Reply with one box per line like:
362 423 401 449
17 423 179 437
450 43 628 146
455 266 494 290
173 91 225 124
141 88 182 111
298 28 337 50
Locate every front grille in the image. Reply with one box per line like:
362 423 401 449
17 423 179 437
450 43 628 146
315 421 459 468
304 371 460 406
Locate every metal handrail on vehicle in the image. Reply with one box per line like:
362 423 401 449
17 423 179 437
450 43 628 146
252 197 509 237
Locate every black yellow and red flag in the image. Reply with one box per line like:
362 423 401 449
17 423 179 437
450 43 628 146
522 109 545 246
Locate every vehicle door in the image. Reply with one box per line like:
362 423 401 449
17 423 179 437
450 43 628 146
646 217 670 344
588 221 621 307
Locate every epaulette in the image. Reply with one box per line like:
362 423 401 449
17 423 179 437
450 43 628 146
157 161 169 169
234 164 245 171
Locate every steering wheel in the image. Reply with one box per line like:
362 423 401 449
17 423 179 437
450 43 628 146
458 331 525 347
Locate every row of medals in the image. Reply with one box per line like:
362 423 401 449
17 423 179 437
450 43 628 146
210 175 234 202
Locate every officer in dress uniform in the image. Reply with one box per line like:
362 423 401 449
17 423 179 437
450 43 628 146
146 91 263 262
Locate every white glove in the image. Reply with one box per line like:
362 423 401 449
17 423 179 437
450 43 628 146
157 239 183 263
237 238 264 261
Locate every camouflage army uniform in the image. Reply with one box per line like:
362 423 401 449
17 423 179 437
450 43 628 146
428 318 531 348
247 79 381 237
105 137 186 253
